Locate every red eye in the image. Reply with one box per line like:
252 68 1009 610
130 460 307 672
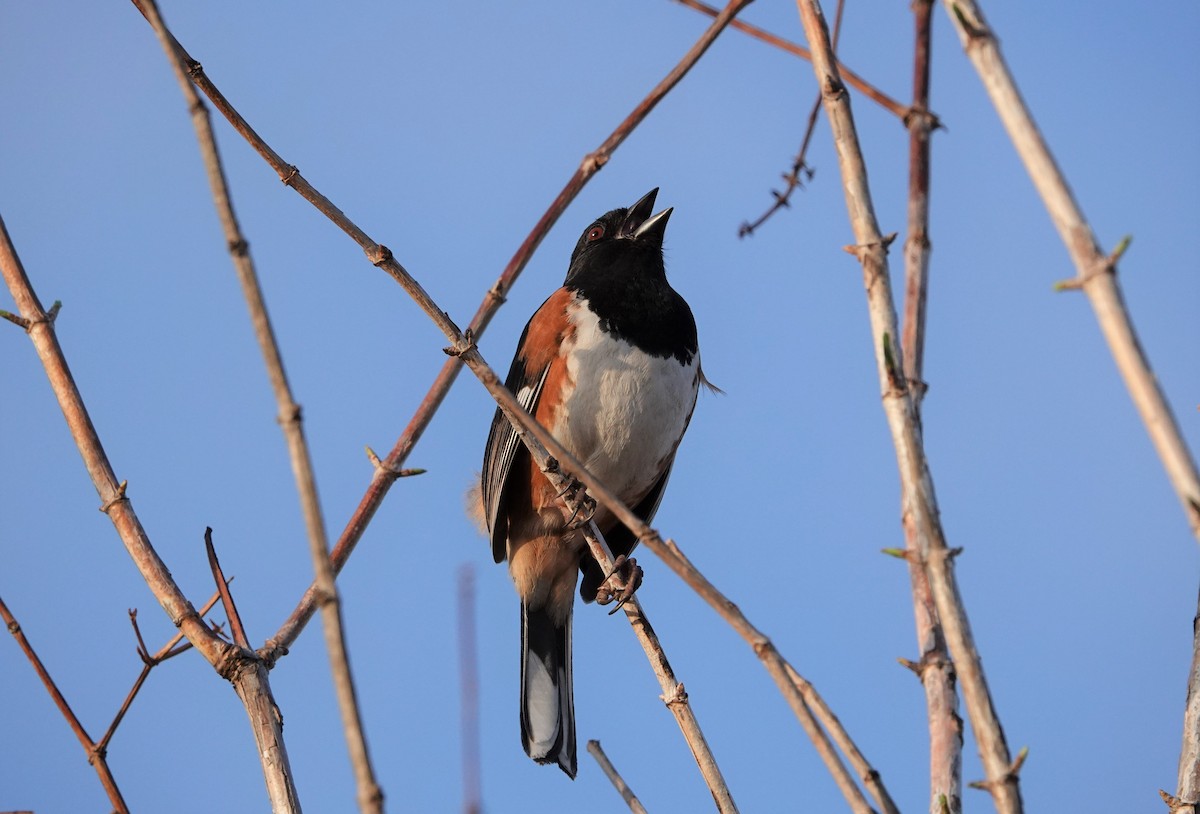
586 224 605 242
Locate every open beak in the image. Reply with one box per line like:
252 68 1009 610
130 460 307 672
621 188 673 247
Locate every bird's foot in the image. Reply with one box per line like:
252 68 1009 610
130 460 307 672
565 494 597 529
596 554 643 614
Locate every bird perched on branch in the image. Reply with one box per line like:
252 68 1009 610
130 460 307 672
475 188 707 779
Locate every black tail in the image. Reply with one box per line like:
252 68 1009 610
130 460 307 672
520 600 577 778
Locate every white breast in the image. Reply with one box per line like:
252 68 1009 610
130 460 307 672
552 303 699 504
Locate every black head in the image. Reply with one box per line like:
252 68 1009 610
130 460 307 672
565 188 673 286
560 189 697 364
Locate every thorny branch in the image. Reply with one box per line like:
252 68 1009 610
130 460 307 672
136 0 382 808
899 2 963 812
793 0 1023 810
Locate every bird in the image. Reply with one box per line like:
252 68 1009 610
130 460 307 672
476 188 707 779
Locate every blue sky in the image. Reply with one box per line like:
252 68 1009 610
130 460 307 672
2 2 1198 812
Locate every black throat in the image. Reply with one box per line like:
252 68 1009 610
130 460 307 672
564 240 697 366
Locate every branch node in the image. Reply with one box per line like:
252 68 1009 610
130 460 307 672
661 681 689 709
99 480 129 514
822 74 847 101
443 327 476 358
280 164 299 187
228 238 249 257
580 150 609 174
951 3 992 43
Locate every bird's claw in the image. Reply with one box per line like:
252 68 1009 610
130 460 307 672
596 555 643 613
565 494 597 529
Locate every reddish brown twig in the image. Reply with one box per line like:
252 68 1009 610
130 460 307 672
254 0 756 665
96 594 224 754
672 0 908 118
205 527 249 649
738 0 845 238
899 2 963 812
0 213 302 813
0 593 129 813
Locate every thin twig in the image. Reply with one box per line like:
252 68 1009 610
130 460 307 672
457 565 482 814
0 593 129 813
135 1 382 807
0 214 302 814
739 0 845 238
671 0 909 118
573 523 737 812
587 740 650 814
253 0 756 664
938 0 1200 800
900 3 963 812
96 593 224 754
784 665 899 814
793 0 1023 811
205 528 250 649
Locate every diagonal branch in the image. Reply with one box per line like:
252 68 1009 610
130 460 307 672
123 4 894 808
936 5 1200 540
671 0 909 118
793 0 1023 810
0 214 301 814
938 0 1200 802
247 0 757 664
0 593 129 813
136 1 382 808
587 740 650 814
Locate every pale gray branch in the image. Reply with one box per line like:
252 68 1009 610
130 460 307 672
793 0 1023 810
938 0 1200 800
136 1 382 809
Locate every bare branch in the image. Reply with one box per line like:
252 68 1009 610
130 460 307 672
587 740 650 814
134 1 383 807
0 593 129 813
0 214 302 814
938 0 1200 799
739 0 845 238
900 2 963 812
255 0 756 664
671 0 910 118
792 0 1023 810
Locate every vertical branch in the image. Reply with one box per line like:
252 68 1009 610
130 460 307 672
901 3 963 813
456 566 482 814
0 214 301 814
136 2 383 809
1177 583 1200 807
792 1 1024 810
0 594 129 813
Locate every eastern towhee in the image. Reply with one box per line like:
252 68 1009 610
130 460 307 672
475 189 707 778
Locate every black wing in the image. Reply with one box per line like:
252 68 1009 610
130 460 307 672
480 322 552 564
